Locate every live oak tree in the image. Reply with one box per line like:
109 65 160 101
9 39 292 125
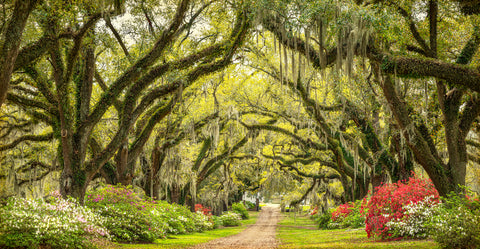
255 0 480 196
1 0 252 204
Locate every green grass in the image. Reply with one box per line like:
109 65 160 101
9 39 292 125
117 211 259 249
277 213 440 249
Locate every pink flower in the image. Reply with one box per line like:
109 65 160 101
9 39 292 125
77 216 86 223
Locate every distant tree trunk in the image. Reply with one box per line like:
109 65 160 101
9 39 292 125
391 133 414 181
169 184 181 204
115 142 133 186
143 146 163 199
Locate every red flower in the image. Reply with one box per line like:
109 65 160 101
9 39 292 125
195 204 212 216
363 174 439 239
331 202 354 222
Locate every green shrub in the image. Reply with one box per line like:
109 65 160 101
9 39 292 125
314 209 332 229
232 202 249 219
211 215 223 229
219 211 242 226
244 201 256 210
0 192 108 249
427 192 480 249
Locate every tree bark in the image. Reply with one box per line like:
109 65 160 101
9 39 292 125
0 0 38 108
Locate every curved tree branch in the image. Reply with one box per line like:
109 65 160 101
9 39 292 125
0 0 39 108
0 133 53 151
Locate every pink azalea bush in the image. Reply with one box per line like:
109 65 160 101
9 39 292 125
86 184 213 242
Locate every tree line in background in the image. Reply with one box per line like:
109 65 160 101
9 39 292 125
1 0 480 212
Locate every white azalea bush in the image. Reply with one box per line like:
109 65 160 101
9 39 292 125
219 211 242 226
426 192 480 249
385 190 480 248
193 211 215 231
386 195 439 239
0 191 109 249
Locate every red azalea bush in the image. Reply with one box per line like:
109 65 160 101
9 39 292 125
195 204 212 216
331 202 354 222
362 174 439 239
328 200 365 229
465 194 480 210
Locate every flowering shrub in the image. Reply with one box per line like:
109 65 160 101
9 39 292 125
427 191 480 248
362 175 439 239
193 211 215 231
195 204 212 216
232 202 249 219
0 192 109 249
155 202 212 234
219 211 242 226
386 195 439 239
331 202 354 222
86 184 155 209
327 200 365 229
86 184 213 241
93 203 166 242
86 185 165 242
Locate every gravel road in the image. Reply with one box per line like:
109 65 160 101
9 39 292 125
188 205 280 249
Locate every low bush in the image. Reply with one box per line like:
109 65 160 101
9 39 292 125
331 202 354 223
219 211 242 226
94 203 165 242
386 195 439 239
86 185 165 242
327 200 365 229
86 184 213 242
232 202 249 219
211 215 223 229
244 200 256 210
0 192 109 249
427 191 480 249
313 209 332 229
362 175 439 239
195 204 212 216
309 206 318 216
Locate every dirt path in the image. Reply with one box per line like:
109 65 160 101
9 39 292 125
188 205 281 249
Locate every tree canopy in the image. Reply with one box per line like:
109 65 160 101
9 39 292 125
1 0 480 209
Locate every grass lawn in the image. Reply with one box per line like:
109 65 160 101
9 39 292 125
277 212 440 249
117 211 259 249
